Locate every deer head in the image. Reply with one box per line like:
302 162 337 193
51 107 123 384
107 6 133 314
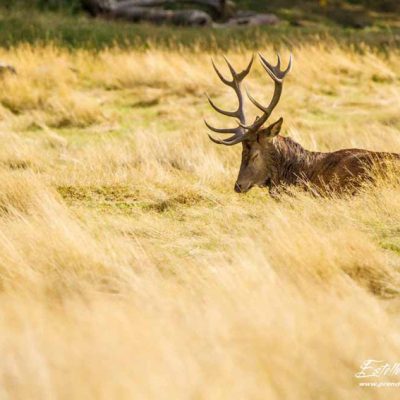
205 53 292 193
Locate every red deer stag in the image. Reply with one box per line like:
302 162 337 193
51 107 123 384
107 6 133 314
205 54 399 196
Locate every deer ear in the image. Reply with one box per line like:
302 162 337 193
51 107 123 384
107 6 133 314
267 117 283 137
257 118 283 143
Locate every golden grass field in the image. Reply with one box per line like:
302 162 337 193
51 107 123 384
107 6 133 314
0 41 399 399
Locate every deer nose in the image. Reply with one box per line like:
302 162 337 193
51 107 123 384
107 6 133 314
234 182 243 193
235 182 254 193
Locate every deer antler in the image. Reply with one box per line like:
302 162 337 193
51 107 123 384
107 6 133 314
205 53 292 146
240 53 292 133
204 55 254 146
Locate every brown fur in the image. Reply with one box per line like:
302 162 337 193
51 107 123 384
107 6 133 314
235 119 400 196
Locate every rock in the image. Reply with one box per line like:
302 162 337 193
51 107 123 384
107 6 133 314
110 7 212 26
226 13 279 27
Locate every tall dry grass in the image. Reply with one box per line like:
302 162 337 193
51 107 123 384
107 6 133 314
0 42 399 399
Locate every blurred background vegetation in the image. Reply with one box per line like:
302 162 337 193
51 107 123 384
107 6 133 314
1 0 398 13
0 0 398 50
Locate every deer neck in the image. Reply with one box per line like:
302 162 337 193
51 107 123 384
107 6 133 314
268 135 321 186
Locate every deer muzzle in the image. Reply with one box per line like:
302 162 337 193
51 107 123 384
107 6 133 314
234 182 253 193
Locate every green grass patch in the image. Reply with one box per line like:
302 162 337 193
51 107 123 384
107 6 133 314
57 184 215 215
58 184 140 212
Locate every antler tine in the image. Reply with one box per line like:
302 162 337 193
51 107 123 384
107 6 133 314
284 54 293 75
237 54 254 81
276 53 281 69
211 58 232 86
238 116 260 130
245 86 268 113
223 56 237 80
258 53 275 71
208 134 248 146
206 94 239 118
204 119 242 134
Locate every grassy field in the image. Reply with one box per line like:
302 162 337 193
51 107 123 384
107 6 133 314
0 24 400 399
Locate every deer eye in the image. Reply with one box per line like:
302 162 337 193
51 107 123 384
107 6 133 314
251 153 259 161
